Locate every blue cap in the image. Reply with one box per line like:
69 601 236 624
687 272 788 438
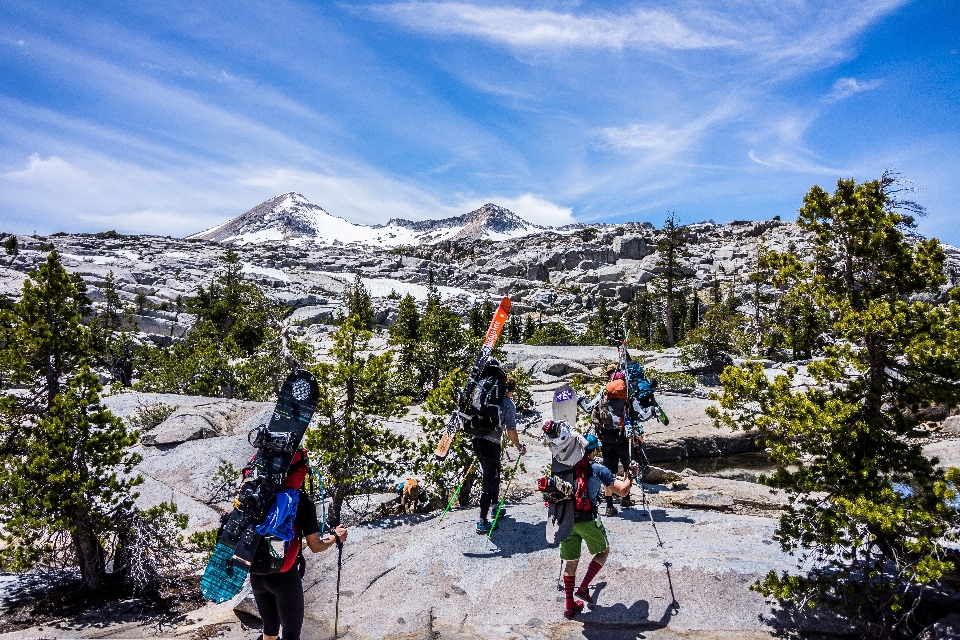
584 433 600 452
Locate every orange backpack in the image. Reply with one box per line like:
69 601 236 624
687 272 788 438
605 378 627 400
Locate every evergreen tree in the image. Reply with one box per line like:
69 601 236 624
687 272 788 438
2 251 90 408
710 275 722 306
343 272 375 330
506 314 523 344
89 271 136 386
708 174 960 633
526 322 578 346
416 285 470 393
0 252 142 590
679 304 750 366
468 302 486 338
415 370 477 508
136 250 307 400
653 211 692 347
748 245 774 352
305 315 412 525
3 235 17 258
626 286 655 347
522 316 536 341
388 294 420 392
685 288 700 334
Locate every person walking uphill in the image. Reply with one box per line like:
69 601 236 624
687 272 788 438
560 434 636 618
581 364 634 516
474 374 526 534
246 449 349 640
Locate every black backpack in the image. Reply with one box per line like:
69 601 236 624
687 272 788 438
461 359 507 437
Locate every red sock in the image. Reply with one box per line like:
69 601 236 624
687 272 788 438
563 575 576 609
580 560 603 591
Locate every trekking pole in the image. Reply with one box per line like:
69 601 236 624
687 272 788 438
489 452 523 538
440 461 475 522
333 530 343 639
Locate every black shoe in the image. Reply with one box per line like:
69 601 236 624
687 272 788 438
604 505 618 517
620 496 633 508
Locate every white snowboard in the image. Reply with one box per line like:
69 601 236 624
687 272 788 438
552 384 578 426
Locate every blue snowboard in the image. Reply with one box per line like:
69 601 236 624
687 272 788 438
201 369 319 603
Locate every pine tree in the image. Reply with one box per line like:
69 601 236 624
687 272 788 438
0 252 142 590
416 283 470 392
343 272 375 330
89 271 136 386
305 315 412 525
388 294 420 392
415 370 477 507
653 211 692 347
685 288 700 334
506 314 523 344
3 251 89 408
136 250 306 400
3 235 18 258
468 302 486 338
708 174 960 633
522 316 536 341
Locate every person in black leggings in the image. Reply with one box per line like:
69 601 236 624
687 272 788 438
250 491 347 640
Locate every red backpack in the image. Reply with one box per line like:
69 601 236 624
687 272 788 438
573 457 593 514
242 448 311 490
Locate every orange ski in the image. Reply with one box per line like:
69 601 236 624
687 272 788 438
434 296 511 460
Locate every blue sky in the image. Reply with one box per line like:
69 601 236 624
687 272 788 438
1 0 958 244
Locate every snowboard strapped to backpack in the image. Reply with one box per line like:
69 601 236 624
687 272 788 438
460 358 508 437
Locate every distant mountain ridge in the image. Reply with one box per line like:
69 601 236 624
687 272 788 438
189 193 572 246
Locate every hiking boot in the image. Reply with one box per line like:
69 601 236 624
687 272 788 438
476 519 493 534
620 496 633 508
575 586 591 602
604 505 618 517
564 601 585 618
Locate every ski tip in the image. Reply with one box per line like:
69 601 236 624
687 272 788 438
499 296 511 312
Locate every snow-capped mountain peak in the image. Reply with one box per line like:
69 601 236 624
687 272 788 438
189 195 562 246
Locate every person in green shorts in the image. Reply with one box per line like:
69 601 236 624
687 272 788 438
560 433 637 618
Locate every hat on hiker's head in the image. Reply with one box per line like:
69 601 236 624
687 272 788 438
605 363 618 374
584 433 600 452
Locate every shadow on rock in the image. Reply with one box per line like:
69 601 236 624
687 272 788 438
462 516 550 558
618 508 695 524
579 599 662 639
364 512 436 530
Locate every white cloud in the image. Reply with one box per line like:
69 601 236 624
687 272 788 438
599 99 742 161
0 150 477 236
747 149 848 175
365 2 735 51
823 77 883 103
461 193 575 226
601 123 688 153
364 1 908 73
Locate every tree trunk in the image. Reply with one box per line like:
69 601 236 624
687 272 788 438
664 290 675 347
72 518 105 591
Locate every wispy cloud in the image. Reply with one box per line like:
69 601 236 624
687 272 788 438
823 77 883 102
747 149 849 176
363 2 736 51
363 1 908 72
599 99 742 161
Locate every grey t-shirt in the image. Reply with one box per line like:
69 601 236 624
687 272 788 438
477 396 517 444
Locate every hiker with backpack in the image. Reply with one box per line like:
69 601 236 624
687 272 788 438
465 370 526 534
239 449 348 640
557 433 637 617
579 363 635 515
